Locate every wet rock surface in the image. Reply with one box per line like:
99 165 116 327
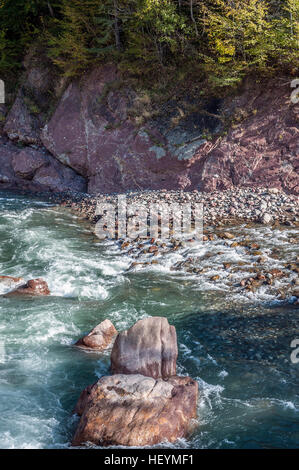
73 316 198 447
75 319 118 351
4 278 50 297
111 317 178 379
72 374 198 447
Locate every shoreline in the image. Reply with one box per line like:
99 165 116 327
51 187 299 228
1 186 298 304
1 186 298 228
49 187 299 305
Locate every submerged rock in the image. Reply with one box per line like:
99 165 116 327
0 275 25 293
72 374 198 447
5 278 50 297
111 317 178 379
75 319 117 351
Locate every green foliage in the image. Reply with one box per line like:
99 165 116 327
125 0 190 67
200 0 273 86
0 0 298 90
47 1 94 77
0 1 60 72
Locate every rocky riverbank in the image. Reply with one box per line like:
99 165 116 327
53 187 299 306
56 186 299 226
1 186 298 304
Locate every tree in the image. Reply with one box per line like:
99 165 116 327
0 0 60 73
198 0 298 88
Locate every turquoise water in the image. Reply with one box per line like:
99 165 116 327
0 191 298 449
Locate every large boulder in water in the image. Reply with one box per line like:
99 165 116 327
75 319 117 351
72 373 198 447
111 317 178 379
5 278 50 297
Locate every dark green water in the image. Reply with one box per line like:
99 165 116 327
0 191 298 448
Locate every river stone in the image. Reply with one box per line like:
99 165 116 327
72 374 198 447
260 213 272 224
111 317 178 379
5 278 50 296
75 319 117 351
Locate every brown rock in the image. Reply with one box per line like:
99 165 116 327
4 89 41 144
111 317 178 379
12 148 46 179
223 263 231 269
3 62 299 196
72 374 198 447
0 136 86 193
75 319 117 351
3 53 61 144
268 268 285 278
5 278 50 297
148 245 158 253
221 232 235 240
41 65 193 194
191 78 299 195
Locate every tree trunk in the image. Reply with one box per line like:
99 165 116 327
114 0 121 51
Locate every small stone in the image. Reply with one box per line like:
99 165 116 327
260 213 272 224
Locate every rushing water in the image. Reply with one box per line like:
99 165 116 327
0 191 298 449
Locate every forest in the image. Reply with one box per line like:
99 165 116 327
0 0 298 91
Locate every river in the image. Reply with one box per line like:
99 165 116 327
0 191 298 449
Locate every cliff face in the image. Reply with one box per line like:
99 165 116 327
191 79 299 195
0 137 86 193
0 60 298 195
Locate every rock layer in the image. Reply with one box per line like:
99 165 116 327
75 319 117 351
111 317 178 379
40 68 299 195
72 374 198 447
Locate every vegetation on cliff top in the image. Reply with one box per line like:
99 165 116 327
0 0 298 92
